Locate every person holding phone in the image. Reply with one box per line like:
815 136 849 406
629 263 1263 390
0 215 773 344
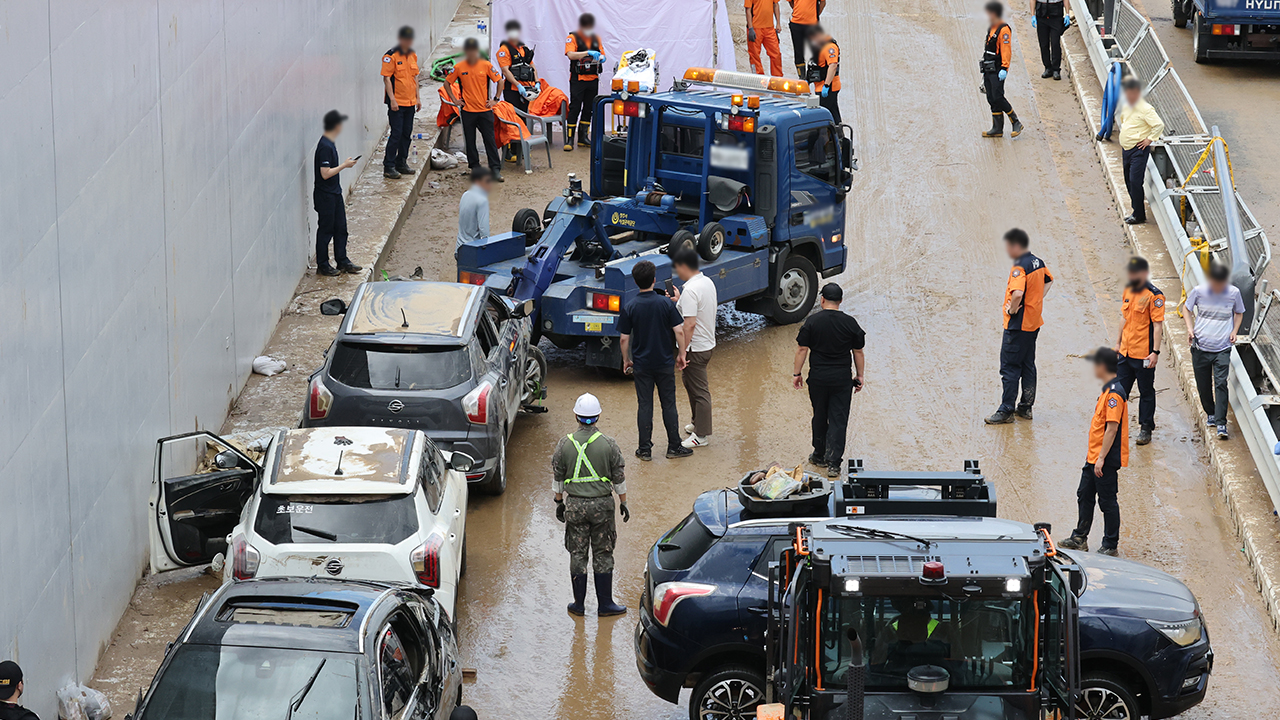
792 283 865 478
313 109 362 276
619 261 691 461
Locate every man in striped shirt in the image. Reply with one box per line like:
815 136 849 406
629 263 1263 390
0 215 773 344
1183 263 1245 440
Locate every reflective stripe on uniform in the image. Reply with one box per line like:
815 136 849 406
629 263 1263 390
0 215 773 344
565 432 610 483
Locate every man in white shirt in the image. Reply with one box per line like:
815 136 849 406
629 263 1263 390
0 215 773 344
671 248 718 448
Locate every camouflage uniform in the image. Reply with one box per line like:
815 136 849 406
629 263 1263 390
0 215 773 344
552 424 626 574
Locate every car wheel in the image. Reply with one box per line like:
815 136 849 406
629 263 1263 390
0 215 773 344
697 222 727 262
478 436 507 496
668 229 696 257
1076 673 1141 720
513 208 543 246
522 346 548 407
767 254 818 324
689 666 765 720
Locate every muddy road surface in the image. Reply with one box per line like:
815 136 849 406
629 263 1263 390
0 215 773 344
92 0 1280 718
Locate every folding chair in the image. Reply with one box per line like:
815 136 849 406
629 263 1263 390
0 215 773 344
499 107 557 174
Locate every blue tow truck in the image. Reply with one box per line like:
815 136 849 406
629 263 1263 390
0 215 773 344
456 68 857 370
1172 0 1280 62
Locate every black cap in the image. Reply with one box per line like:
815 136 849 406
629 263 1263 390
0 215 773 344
1126 256 1149 272
470 167 492 182
398 25 415 40
323 110 347 131
1084 346 1120 371
1121 76 1142 91
463 37 480 51
820 283 843 302
0 661 21 700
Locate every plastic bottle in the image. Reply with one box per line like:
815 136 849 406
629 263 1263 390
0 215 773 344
477 19 487 36
413 133 430 140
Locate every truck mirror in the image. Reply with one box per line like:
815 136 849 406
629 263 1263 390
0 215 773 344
320 298 347 316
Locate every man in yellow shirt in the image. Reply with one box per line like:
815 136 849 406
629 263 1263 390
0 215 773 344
1118 77 1164 224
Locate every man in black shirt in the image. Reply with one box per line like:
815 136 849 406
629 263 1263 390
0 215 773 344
0 661 39 720
619 261 692 461
314 110 362 277
793 283 866 477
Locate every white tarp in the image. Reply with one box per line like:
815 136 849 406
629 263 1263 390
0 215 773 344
489 0 735 97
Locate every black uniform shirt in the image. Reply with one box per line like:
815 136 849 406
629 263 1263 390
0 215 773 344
797 309 866 385
314 136 341 195
0 702 40 720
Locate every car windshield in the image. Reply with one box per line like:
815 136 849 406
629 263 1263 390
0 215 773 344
329 342 471 390
141 645 363 719
821 595 1034 691
255 494 419 545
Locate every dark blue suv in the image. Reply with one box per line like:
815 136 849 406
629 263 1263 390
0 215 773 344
635 476 1213 720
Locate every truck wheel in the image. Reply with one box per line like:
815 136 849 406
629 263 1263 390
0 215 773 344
768 254 819 324
477 439 507 496
697 222 727 262
689 666 765 720
513 208 543 246
1076 673 1141 720
522 346 548 406
668 229 697 257
1193 12 1210 63
1172 0 1189 27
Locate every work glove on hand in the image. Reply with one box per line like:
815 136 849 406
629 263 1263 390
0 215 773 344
748 28 757 42
555 500 565 523
821 84 829 98
588 50 604 63
1032 16 1037 28
619 502 630 523
1064 14 1072 27
518 85 530 99
998 69 1008 81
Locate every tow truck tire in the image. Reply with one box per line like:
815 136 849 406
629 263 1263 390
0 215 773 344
668 229 697 258
689 666 765 720
477 437 507 496
513 208 543 246
1172 0 1189 27
767 254 819 324
1193 12 1210 63
697 222 727 262
1076 673 1141 720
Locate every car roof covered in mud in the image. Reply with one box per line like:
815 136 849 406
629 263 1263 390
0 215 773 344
263 427 419 496
340 281 482 343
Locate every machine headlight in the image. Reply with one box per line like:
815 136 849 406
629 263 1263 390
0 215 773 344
1147 617 1203 647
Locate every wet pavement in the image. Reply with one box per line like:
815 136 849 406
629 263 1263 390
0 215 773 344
90 0 1280 717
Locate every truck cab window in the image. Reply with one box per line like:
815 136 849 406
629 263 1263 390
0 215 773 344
795 126 838 185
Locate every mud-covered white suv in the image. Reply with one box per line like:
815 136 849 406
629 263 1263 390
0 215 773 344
148 427 471 616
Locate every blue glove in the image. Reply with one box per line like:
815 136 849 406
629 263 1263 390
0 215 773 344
998 69 1008 81
1032 16 1037 28
588 50 604 63
1064 14 1072 27
821 84 829 98
518 85 530 99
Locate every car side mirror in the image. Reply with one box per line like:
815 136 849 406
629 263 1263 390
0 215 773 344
214 450 241 469
450 452 476 473
511 298 535 318
320 298 347 316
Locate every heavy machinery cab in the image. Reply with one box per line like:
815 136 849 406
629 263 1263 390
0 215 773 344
759 471 1082 720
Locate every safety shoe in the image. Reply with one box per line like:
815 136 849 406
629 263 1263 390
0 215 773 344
492 170 505 183
981 127 1003 138
317 266 340 277
395 165 415 175
567 573 588 616
1124 215 1146 225
635 449 652 462
563 127 575 151
808 453 824 467
339 263 363 274
682 433 711 449
577 123 591 147
984 410 1014 424
1217 424 1230 440
1097 546 1119 557
1053 70 1062 81
1041 68 1054 78
1136 427 1152 445
1058 535 1089 551
827 465 841 479
666 446 693 459
1010 118 1024 137
383 168 401 179
594 573 627 616
1015 405 1033 420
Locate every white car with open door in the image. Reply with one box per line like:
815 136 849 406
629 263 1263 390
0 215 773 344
148 426 472 617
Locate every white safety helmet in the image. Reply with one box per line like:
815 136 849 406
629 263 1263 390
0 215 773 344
573 393 602 420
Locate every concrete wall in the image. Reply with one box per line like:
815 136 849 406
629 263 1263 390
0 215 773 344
0 0 459 715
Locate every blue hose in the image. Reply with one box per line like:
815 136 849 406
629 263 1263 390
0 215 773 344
1098 61 1121 140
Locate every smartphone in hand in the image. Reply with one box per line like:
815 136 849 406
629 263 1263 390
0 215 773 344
664 278 676 295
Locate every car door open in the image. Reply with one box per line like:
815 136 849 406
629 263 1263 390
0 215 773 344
149 431 262 573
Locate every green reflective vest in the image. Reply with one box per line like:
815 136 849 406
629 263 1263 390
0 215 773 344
563 431 611 486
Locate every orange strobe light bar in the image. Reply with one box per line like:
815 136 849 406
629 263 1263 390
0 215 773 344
682 67 810 96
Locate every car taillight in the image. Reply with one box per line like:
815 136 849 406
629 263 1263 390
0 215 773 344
651 581 715 626
411 533 445 587
586 292 620 312
231 535 260 580
308 376 333 419
612 100 646 117
458 270 488 285
1212 23 1240 35
725 115 756 133
462 382 491 424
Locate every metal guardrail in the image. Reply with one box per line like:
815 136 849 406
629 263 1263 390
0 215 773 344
1070 0 1280 517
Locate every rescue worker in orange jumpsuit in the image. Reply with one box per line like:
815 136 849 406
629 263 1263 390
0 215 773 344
444 37 505 181
806 26 841 123
746 0 784 77
986 228 1053 424
381 26 422 179
565 13 607 151
1059 347 1129 557
980 2 1023 138
787 0 825 78
1114 256 1165 445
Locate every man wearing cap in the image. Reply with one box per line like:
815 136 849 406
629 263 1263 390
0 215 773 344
1060 348 1129 556
382 26 422 180
0 661 39 720
1114 256 1164 445
987 229 1053 424
792 283 866 478
313 110 362 277
445 37 505 181
552 393 629 617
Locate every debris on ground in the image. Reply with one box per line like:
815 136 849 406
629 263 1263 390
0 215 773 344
251 355 287 376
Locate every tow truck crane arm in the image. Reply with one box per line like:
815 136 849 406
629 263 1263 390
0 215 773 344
511 176 617 303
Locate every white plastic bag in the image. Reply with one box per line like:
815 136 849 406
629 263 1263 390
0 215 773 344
57 683 112 720
430 148 459 170
251 355 287 376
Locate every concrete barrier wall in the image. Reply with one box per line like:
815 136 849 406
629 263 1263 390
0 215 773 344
0 0 459 714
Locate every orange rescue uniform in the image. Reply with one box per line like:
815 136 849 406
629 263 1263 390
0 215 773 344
814 41 840 92
495 41 536 91
1003 252 1053 331
565 32 606 81
382 48 421 108
789 0 820 25
746 0 784 77
986 24 1012 69
445 59 502 112
1087 379 1129 467
1119 283 1166 359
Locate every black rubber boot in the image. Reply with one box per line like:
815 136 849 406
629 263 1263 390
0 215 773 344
567 574 588 616
982 113 1004 138
594 573 627 616
563 126 574 151
1008 112 1024 137
577 122 592 147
